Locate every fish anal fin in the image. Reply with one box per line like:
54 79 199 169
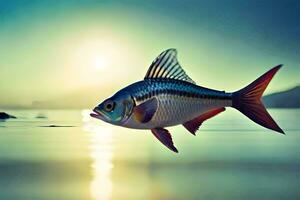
151 128 178 153
133 98 158 123
183 107 225 135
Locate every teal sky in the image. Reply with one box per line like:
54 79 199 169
0 0 299 108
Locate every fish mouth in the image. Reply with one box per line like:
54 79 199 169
90 108 104 120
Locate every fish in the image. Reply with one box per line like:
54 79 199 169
90 49 284 153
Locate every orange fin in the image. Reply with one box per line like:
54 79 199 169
133 98 158 123
151 128 178 153
183 107 225 135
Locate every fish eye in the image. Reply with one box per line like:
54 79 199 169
104 100 115 112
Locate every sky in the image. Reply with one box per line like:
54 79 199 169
0 0 299 109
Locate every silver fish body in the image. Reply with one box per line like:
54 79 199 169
121 79 232 129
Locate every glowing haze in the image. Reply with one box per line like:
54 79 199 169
0 1 299 109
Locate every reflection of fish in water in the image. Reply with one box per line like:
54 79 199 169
91 49 284 153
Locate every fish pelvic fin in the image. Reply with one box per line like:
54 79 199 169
151 128 178 153
232 65 284 134
183 107 225 135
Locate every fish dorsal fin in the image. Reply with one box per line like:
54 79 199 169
144 49 196 84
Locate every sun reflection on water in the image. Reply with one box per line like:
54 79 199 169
82 109 114 200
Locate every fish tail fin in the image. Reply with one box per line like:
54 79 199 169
232 65 284 134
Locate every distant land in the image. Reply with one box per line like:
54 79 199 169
263 86 300 108
1 86 299 109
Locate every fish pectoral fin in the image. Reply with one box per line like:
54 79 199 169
151 128 178 153
133 97 158 123
183 107 225 135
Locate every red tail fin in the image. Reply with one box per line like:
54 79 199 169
232 65 284 134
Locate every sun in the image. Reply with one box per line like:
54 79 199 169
70 38 116 72
65 36 134 87
91 55 109 70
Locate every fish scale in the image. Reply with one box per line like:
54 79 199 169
121 79 232 128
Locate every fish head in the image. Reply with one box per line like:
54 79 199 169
90 92 134 125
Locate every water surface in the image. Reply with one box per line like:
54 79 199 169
0 109 299 200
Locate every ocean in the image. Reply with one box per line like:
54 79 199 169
0 109 299 200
